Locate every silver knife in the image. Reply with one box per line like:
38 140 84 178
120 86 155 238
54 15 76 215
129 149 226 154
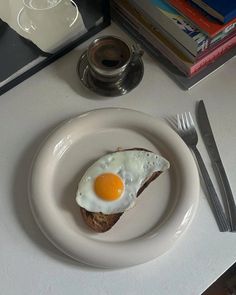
197 100 236 232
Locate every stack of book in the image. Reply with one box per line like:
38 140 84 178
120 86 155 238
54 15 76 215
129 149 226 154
111 0 236 89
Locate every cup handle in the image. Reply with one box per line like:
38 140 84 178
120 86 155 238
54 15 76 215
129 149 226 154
130 43 144 65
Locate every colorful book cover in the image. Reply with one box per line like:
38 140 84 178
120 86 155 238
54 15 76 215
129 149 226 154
166 0 236 37
191 0 236 23
112 0 236 77
112 0 194 62
151 0 206 41
112 6 236 89
130 0 209 55
189 35 236 74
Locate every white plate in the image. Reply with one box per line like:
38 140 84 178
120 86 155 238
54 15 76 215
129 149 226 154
29 108 199 268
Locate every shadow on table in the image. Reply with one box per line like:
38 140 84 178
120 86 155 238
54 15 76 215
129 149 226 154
52 48 111 101
11 121 111 272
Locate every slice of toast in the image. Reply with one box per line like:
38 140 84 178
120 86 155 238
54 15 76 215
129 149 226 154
80 170 161 232
79 148 164 233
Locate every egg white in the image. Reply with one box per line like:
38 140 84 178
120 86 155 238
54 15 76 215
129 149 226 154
76 150 170 214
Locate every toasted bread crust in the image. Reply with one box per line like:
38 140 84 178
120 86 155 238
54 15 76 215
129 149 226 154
79 149 162 232
80 209 122 233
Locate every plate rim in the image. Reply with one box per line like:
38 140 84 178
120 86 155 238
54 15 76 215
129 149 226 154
29 108 200 268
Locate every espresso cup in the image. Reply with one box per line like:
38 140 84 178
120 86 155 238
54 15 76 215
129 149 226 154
87 35 143 84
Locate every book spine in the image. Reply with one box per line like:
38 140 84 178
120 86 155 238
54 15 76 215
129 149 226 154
112 5 236 89
196 29 236 60
111 8 189 75
113 0 196 60
190 36 236 75
166 0 236 37
129 0 209 55
112 0 236 77
111 5 189 74
191 0 225 23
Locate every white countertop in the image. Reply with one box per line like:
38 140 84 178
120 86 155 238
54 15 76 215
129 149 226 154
1 23 236 295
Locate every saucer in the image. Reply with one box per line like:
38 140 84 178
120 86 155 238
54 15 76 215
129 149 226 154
17 0 79 34
77 51 144 97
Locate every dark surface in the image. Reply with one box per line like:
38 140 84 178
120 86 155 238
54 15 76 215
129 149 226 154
0 20 47 82
78 0 107 29
202 262 236 295
0 0 110 95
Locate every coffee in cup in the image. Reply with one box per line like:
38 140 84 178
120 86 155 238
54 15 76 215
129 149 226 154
87 35 143 84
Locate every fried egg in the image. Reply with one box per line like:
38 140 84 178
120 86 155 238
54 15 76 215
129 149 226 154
76 150 170 214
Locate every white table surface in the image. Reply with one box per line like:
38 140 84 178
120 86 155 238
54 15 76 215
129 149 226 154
1 23 236 295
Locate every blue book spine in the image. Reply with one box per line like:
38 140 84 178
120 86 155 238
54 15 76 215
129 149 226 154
196 0 236 23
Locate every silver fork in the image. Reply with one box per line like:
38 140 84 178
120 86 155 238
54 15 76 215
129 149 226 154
177 112 229 232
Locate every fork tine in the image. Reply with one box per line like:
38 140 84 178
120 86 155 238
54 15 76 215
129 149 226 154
177 114 182 130
181 113 186 130
188 112 194 126
184 112 190 128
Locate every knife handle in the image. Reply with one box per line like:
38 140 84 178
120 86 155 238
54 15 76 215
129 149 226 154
192 147 230 232
214 161 236 232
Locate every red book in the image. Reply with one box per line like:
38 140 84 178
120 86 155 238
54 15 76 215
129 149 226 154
189 35 236 75
166 0 236 37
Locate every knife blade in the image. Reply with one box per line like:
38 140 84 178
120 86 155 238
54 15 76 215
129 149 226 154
197 100 236 232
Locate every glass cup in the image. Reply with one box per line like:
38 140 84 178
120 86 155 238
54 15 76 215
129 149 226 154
87 35 143 85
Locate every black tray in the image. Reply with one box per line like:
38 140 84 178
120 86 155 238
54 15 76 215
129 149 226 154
0 0 110 96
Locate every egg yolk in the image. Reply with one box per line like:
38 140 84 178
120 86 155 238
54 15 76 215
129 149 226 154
94 173 124 201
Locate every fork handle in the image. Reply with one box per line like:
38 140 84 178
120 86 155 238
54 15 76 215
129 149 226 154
192 147 230 232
